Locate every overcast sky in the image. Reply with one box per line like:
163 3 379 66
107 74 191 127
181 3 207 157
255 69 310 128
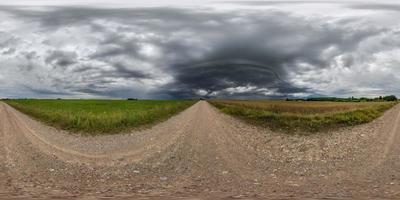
1 1 400 99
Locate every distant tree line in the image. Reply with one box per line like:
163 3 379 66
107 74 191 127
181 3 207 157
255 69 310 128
286 95 398 102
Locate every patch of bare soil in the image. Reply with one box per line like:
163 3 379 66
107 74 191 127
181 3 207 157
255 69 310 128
1 101 400 199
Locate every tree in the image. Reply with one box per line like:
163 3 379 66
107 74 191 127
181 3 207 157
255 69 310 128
383 95 397 101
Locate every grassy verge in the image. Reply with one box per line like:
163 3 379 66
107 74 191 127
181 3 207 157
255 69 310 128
5 99 196 135
209 100 397 134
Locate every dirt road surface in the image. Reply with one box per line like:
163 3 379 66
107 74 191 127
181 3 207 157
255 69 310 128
1 101 400 199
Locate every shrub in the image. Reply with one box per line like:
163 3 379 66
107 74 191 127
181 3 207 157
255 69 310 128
383 95 397 101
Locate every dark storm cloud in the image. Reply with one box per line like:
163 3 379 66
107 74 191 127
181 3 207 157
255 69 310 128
159 60 307 99
0 5 392 98
146 10 381 98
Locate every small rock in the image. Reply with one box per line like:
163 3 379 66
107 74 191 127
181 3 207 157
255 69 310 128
49 168 55 172
133 170 140 174
160 176 168 181
231 194 244 199
222 171 229 175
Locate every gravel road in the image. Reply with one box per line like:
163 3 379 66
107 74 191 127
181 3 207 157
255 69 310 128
1 101 400 199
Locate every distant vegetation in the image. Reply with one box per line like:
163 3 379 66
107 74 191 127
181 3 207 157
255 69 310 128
209 100 397 134
6 99 196 135
287 95 398 102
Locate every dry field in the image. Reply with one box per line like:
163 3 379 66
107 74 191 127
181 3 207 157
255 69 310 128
209 100 397 133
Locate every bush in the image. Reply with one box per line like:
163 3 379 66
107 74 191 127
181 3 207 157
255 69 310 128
383 95 397 101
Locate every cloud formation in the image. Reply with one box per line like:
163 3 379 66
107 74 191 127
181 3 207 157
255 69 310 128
1 2 400 99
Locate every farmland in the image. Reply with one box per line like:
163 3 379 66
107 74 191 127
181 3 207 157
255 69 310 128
4 99 196 135
209 100 397 134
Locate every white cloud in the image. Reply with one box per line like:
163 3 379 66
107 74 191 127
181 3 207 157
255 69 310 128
195 89 209 96
288 30 400 97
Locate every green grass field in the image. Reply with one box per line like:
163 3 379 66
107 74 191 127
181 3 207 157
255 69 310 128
209 100 397 134
5 99 196 135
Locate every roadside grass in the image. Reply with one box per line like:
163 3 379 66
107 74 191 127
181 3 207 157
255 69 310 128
5 99 196 135
209 100 397 134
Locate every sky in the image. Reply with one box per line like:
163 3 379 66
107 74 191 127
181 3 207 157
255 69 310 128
1 1 400 99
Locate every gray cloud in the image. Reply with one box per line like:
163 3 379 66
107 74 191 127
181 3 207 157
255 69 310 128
1 4 399 99
349 3 400 11
111 62 153 79
26 87 73 96
45 50 77 67
222 1 343 5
